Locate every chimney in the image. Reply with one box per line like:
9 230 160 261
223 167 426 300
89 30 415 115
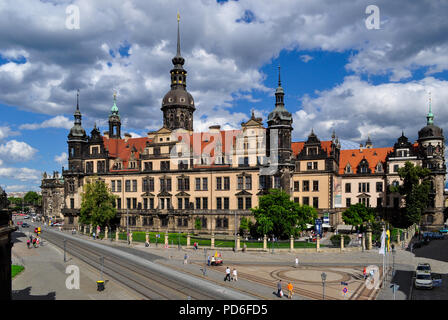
124 133 132 143
209 125 221 133
359 143 363 153
103 131 109 139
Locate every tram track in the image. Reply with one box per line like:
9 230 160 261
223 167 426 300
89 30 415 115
40 230 226 300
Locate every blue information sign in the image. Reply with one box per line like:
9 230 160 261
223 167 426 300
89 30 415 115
315 219 322 235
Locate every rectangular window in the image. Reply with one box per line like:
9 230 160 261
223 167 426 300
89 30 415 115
144 162 153 171
132 180 137 192
126 198 131 209
196 198 201 209
303 197 309 206
345 183 351 193
144 198 148 210
224 197 230 209
196 178 201 190
303 181 310 192
224 177 230 190
346 198 351 207
117 180 122 192
167 178 172 191
245 176 252 190
149 198 154 209
70 198 74 209
313 197 319 208
377 198 382 207
111 180 116 192
245 197 252 209
313 162 318 170
216 177 222 190
313 181 319 192
185 198 190 210
142 179 148 192
238 197 244 210
217 197 222 210
274 176 281 189
117 198 121 209
132 198 137 209
125 180 131 192
394 164 399 172
160 198 165 210
376 182 383 192
202 197 208 209
238 176 244 190
202 178 208 191
307 162 312 170
178 198 183 210
294 197 300 203
294 181 300 192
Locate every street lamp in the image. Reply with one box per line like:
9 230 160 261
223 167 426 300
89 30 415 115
321 272 327 300
178 232 181 250
391 243 396 277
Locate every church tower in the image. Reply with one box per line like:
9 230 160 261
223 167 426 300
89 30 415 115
67 90 87 172
266 67 294 194
161 13 195 131
108 92 121 139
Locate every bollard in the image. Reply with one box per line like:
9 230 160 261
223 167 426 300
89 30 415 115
263 234 267 251
211 233 215 249
115 231 119 242
187 233 191 247
290 235 294 252
340 235 344 251
316 236 320 252
83 225 86 235
367 226 372 250
129 232 133 245
164 233 169 246
105 226 108 240
237 234 240 251
146 232 149 244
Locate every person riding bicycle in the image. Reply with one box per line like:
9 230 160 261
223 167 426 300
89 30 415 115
32 237 37 248
26 239 30 249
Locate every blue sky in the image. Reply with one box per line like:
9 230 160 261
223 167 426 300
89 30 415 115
0 0 448 192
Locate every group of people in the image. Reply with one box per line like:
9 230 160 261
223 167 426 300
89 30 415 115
277 280 294 299
224 266 238 282
26 234 40 249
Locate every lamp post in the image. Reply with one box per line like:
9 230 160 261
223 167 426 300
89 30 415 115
321 272 327 300
178 232 181 250
63 239 67 262
391 243 396 277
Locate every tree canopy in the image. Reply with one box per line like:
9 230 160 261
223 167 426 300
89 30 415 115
80 178 117 228
24 191 41 206
396 162 431 226
251 189 317 239
342 203 376 231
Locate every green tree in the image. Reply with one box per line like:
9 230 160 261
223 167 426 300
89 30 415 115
251 189 317 239
239 217 250 237
194 218 202 231
342 203 376 231
24 191 41 206
80 178 117 229
397 162 431 226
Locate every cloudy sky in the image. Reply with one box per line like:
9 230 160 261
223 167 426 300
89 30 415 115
0 0 447 192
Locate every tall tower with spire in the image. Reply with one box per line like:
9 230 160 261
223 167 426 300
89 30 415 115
161 13 195 131
68 90 87 172
109 92 121 139
266 66 294 193
417 91 446 230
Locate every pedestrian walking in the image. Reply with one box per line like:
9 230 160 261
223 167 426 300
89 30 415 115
287 282 293 299
295 257 299 268
184 253 188 264
363 267 367 279
92 232 96 240
224 266 231 281
232 268 238 281
207 255 211 266
277 280 283 297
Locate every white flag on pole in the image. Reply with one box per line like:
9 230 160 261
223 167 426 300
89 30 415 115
379 230 386 255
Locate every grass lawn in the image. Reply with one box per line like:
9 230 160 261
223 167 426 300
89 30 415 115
11 265 24 278
112 231 323 248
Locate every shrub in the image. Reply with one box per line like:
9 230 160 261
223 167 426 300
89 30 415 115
330 234 351 247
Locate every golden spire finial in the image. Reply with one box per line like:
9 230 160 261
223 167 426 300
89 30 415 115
177 11 180 22
113 90 117 101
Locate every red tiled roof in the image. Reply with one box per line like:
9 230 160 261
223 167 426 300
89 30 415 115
291 141 333 157
103 136 150 170
339 147 393 174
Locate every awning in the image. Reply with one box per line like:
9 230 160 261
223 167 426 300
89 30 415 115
306 224 314 229
322 223 332 228
336 224 353 231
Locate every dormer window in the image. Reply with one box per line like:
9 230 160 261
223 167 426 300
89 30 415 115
376 162 383 173
345 164 352 174
358 159 370 174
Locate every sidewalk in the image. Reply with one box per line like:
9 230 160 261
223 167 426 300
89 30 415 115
11 229 143 300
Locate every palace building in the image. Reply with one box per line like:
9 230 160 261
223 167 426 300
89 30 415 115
42 17 446 233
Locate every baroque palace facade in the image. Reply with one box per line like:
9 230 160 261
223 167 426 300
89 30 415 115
41 19 446 234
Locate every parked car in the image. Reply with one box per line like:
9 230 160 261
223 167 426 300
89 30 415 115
415 273 433 289
22 222 30 228
439 229 448 234
416 263 431 274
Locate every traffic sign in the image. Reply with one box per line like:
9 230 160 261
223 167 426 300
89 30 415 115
341 281 348 286
342 287 348 294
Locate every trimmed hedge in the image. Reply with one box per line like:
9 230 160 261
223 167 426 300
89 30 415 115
330 234 351 247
